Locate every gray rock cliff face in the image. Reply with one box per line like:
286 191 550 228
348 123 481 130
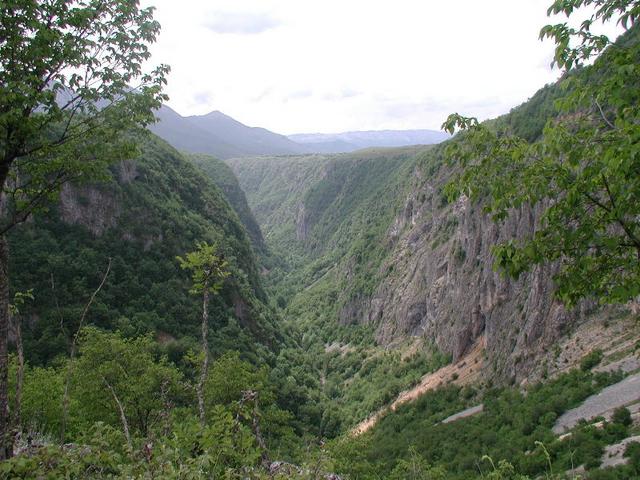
57 160 142 236
338 164 585 383
59 182 121 236
296 203 309 241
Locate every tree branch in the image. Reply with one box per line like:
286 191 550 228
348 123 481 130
594 98 616 129
602 174 640 251
102 376 132 450
60 258 112 443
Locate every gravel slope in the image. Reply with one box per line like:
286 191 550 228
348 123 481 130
553 373 640 434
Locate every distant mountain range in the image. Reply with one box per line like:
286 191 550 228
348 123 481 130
150 105 449 158
287 130 450 153
149 105 305 159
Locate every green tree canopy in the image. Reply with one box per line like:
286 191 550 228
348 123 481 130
177 241 230 295
443 0 640 305
71 327 183 440
0 0 168 457
0 0 169 233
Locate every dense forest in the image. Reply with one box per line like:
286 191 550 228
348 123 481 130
1 0 639 479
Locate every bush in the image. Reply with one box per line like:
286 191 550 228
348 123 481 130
612 407 632 427
580 349 604 371
625 441 640 470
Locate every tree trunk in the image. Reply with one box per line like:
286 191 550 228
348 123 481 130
236 390 269 466
60 364 71 444
249 392 269 467
159 379 172 437
0 237 11 459
60 258 111 443
104 377 132 451
197 285 210 427
11 314 23 434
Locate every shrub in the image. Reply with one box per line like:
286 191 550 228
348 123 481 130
580 349 604 371
624 441 640 471
612 407 632 427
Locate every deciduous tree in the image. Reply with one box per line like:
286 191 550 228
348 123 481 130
0 0 168 457
177 242 230 427
71 327 182 445
442 0 640 306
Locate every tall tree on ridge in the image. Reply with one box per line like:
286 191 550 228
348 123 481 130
178 242 230 427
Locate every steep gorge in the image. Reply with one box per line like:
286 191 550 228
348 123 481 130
224 87 635 397
227 145 581 385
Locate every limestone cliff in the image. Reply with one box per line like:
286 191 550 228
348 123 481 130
352 157 584 383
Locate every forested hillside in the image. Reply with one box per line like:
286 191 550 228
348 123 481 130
226 146 423 295
10 135 278 365
187 153 266 253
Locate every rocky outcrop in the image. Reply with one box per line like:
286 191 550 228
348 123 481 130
453 305 485 360
57 163 156 248
117 160 139 184
340 163 581 383
58 183 121 236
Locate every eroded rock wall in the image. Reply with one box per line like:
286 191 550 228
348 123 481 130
341 164 585 383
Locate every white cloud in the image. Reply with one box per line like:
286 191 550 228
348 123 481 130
203 11 281 35
141 0 624 133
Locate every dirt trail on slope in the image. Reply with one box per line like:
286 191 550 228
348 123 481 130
352 337 486 436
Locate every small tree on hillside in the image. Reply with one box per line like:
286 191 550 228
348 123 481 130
177 242 230 427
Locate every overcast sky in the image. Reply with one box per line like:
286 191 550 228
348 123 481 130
140 0 620 134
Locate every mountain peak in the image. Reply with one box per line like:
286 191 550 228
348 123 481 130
200 110 227 118
150 106 307 159
150 107 450 158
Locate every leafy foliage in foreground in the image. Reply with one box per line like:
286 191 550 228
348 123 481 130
4 328 306 478
5 348 639 479
443 23 640 306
